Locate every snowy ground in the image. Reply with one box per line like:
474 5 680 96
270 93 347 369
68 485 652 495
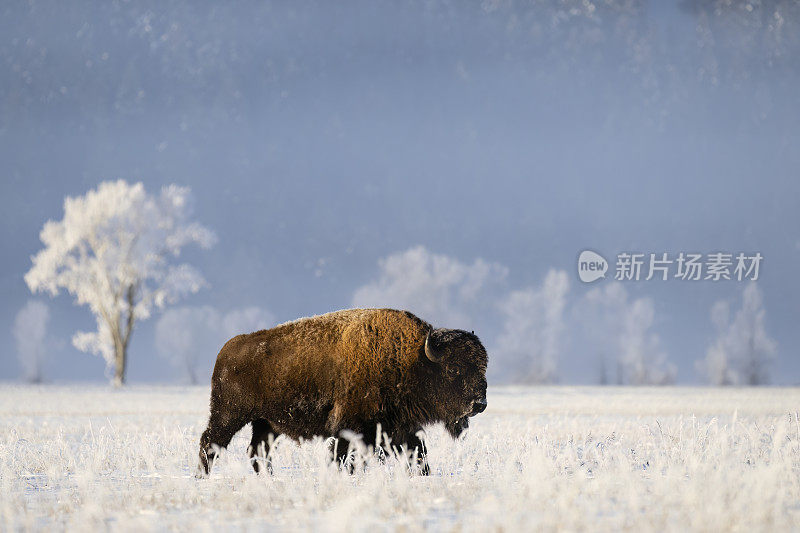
1 385 799 531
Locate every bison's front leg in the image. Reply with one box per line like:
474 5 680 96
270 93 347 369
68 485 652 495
402 434 430 476
329 437 355 474
248 419 276 474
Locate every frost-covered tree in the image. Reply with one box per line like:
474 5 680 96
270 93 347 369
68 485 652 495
24 180 216 386
13 300 50 383
220 306 275 340
701 300 739 386
352 246 507 331
619 297 675 385
698 283 777 386
155 305 273 384
577 283 676 385
493 270 569 384
155 306 220 386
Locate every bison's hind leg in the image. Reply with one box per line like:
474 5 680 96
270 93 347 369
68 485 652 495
248 419 275 474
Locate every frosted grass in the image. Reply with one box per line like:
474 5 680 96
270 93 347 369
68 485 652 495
1 385 799 531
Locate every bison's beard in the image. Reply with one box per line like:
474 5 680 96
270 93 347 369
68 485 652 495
445 416 470 438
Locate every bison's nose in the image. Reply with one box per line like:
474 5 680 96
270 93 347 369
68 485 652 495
471 398 487 414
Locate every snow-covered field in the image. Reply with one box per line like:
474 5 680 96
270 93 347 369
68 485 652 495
1 386 799 531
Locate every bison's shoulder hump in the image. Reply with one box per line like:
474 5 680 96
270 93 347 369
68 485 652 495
274 308 428 331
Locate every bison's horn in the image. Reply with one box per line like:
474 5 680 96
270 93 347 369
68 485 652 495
424 331 443 363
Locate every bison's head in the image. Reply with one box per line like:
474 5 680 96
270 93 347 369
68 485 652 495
424 328 488 438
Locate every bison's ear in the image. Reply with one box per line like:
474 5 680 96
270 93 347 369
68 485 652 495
424 330 444 363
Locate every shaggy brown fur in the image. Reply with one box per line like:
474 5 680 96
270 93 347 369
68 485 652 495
197 308 488 476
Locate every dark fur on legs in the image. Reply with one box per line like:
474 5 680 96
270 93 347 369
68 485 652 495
400 434 430 476
248 419 275 474
197 417 247 477
329 437 355 474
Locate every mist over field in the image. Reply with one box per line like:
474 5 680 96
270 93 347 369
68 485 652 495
2 0 799 385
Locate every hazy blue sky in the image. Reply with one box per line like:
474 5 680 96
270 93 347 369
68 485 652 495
2 0 798 384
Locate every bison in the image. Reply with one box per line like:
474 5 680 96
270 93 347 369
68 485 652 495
197 308 488 476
